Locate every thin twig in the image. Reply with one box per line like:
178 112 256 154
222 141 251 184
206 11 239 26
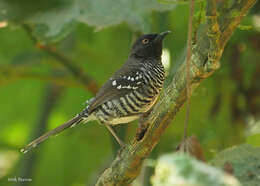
183 0 195 145
23 24 98 94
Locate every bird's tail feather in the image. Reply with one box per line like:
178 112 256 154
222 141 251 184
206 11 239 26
21 115 84 154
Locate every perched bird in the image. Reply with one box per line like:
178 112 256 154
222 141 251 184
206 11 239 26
21 31 170 153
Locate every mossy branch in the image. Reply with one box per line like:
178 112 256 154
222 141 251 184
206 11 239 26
96 0 256 185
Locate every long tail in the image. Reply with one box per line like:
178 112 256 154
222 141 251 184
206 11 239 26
21 114 84 154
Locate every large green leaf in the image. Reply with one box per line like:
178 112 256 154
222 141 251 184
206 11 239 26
211 144 260 186
0 0 175 41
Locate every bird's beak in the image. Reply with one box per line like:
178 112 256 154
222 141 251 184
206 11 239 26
155 31 171 42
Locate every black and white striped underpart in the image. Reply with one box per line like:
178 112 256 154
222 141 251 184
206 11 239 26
85 61 165 125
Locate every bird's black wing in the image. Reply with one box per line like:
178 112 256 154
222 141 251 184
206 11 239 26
88 58 145 113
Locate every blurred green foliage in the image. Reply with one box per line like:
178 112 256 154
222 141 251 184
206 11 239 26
211 144 260 186
152 152 241 186
0 0 259 186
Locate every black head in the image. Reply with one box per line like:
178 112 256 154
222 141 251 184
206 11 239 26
130 31 171 59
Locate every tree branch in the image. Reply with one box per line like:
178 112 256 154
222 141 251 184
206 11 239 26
23 24 98 94
95 0 256 185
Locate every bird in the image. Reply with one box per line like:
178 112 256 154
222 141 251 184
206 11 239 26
21 31 171 153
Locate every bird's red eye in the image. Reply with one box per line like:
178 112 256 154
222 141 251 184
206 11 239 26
142 39 149 44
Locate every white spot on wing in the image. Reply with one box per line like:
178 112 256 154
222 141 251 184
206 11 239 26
112 80 117 86
117 85 122 89
107 101 113 108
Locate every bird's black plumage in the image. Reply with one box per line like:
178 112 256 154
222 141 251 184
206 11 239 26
88 32 170 114
21 31 170 153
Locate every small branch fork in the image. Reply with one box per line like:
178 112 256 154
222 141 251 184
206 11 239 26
95 0 257 185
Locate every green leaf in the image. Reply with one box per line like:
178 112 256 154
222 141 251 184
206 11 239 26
151 153 240 186
0 0 175 42
211 144 260 186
